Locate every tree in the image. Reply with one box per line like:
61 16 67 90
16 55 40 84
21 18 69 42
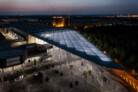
45 77 49 82
69 82 73 88
75 81 79 86
82 71 87 78
70 65 73 69
88 35 92 42
60 72 63 76
52 64 55 68
70 65 73 82
88 70 91 75
34 59 37 67
79 25 138 79
57 89 61 92
82 71 88 92
54 70 59 74
28 59 31 63
39 58 43 68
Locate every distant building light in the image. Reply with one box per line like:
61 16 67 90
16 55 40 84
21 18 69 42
53 16 70 27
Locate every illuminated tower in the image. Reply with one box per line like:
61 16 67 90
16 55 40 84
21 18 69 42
53 16 70 27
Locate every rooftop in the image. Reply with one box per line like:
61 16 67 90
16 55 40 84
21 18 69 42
12 24 123 70
0 46 26 59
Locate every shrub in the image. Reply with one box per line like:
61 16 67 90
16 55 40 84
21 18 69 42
34 59 37 65
75 81 79 86
70 65 73 69
57 89 60 92
45 77 49 82
60 72 63 76
28 59 31 63
91 75 94 79
54 70 59 74
82 71 87 78
69 82 73 88
40 58 43 63
52 64 55 68
88 70 92 75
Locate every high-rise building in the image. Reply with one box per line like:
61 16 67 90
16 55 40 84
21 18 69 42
53 16 70 27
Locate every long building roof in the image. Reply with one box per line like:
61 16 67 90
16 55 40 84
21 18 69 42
0 46 26 59
12 24 123 70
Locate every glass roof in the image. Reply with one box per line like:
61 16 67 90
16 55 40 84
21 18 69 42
36 30 123 69
39 30 112 62
12 24 123 70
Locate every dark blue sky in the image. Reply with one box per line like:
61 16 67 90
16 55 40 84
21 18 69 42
0 0 138 15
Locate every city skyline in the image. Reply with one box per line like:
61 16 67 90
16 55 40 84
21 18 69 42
0 0 138 15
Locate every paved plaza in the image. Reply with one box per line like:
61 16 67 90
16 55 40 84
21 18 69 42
0 45 129 92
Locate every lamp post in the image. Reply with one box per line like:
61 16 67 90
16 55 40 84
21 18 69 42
66 52 69 69
0 69 4 86
70 65 73 82
52 45 54 66
100 65 104 92
59 48 62 70
12 66 14 74
82 72 87 92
